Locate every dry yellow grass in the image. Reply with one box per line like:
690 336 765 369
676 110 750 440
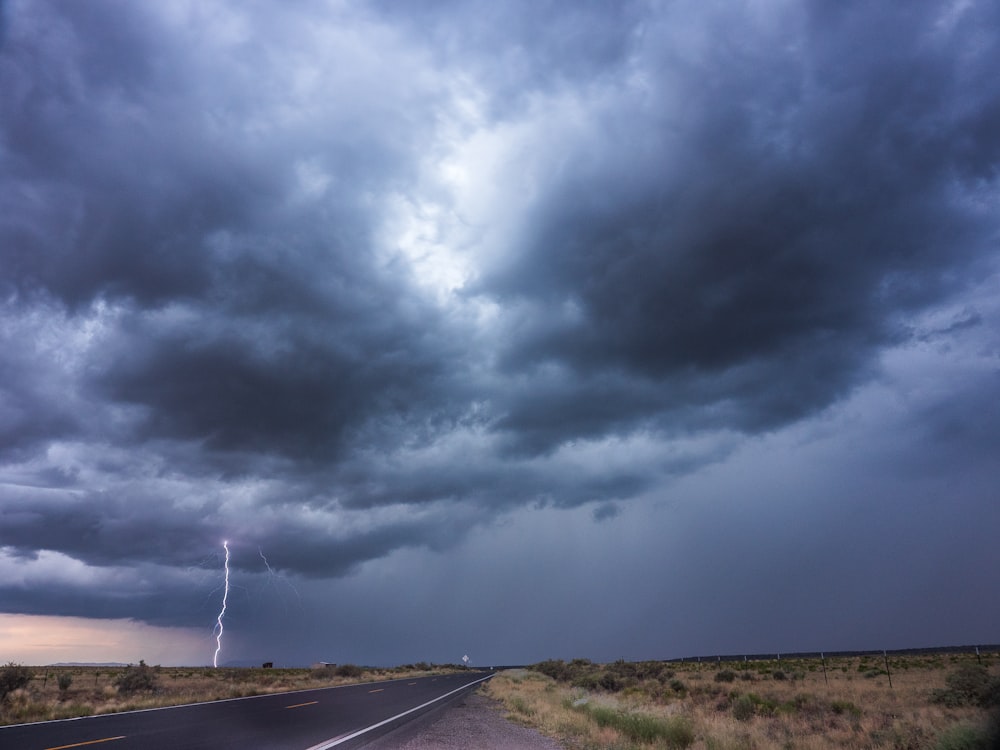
0 663 465 726
485 654 1000 750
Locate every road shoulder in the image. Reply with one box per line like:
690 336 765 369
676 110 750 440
362 687 566 749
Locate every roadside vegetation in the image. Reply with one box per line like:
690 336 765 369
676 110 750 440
486 653 1000 749
0 661 466 726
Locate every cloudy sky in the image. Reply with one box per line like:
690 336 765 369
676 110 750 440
1 0 998 668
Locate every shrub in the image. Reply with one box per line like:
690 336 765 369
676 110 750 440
311 665 336 679
598 671 622 692
934 721 998 750
509 696 535 716
661 716 696 748
733 695 756 721
831 700 862 719
334 664 363 678
715 670 736 682
0 663 31 702
115 660 158 695
572 672 601 691
58 673 73 692
772 670 786 680
533 660 570 682
932 666 1000 708
586 705 693 747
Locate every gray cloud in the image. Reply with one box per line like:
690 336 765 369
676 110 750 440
1 0 998 664
478 1 1000 452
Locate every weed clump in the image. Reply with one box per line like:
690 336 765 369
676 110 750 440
114 661 158 695
715 670 736 682
933 720 999 750
334 664 363 678
932 666 1000 708
831 700 862 719
0 663 31 703
732 694 756 721
584 704 694 747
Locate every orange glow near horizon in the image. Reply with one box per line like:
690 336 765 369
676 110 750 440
0 613 209 666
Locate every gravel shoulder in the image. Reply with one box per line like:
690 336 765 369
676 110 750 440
363 686 566 749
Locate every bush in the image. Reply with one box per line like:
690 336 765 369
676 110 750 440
598 671 623 692
932 666 1000 708
772 670 786 680
733 695 756 721
662 716 696 749
586 705 694 748
831 700 862 719
533 659 571 682
115 660 158 695
934 721 998 750
58 673 73 692
0 663 32 702
572 672 601 691
715 670 736 682
335 664 363 678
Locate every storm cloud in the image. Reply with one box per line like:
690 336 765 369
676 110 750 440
1 0 998 665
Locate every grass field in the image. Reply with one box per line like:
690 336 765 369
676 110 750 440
0 662 465 726
485 653 1000 749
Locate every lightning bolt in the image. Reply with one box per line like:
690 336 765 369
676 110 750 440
213 540 230 668
259 547 275 574
259 546 302 607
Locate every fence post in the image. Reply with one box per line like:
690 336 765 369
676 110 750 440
821 652 828 686
883 650 893 689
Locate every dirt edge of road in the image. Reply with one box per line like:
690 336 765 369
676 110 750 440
362 686 566 749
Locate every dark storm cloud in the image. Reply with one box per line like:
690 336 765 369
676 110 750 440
0 486 220 568
1 0 998 657
479 0 1000 452
2 0 459 461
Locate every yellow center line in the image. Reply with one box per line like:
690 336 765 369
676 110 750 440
368 688 384 693
44 737 126 750
286 700 319 709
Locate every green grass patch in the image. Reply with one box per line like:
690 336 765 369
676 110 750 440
579 704 694 747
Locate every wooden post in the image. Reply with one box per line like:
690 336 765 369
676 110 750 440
821 652 828 686
883 650 893 689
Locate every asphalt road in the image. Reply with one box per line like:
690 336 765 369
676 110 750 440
0 672 494 750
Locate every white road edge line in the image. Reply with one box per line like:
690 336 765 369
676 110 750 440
303 673 495 750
